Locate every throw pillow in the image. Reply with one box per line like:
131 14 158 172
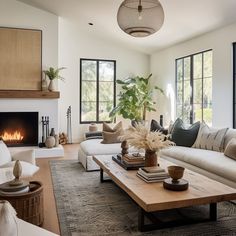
101 129 123 144
150 119 168 135
224 138 236 160
0 141 11 166
102 121 122 132
193 122 228 152
171 118 200 147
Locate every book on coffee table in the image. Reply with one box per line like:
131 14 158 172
137 167 169 183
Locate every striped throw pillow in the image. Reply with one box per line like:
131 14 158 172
193 123 228 152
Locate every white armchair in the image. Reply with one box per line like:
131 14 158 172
0 141 39 184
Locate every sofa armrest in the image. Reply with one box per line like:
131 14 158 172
12 150 36 165
0 167 14 184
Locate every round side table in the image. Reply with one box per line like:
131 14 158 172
0 181 44 226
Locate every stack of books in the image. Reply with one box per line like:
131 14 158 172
122 154 145 165
137 166 169 183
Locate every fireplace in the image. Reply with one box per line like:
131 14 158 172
0 112 38 147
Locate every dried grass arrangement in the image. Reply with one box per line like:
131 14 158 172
120 123 174 152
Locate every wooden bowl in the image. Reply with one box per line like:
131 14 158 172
167 166 185 182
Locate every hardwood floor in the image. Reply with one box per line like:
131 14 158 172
30 144 79 235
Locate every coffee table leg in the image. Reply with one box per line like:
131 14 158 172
138 203 218 232
210 203 217 221
100 168 112 183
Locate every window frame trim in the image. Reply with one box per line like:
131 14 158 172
233 43 236 128
175 49 212 124
79 58 116 124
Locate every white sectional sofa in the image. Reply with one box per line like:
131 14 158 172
78 128 236 188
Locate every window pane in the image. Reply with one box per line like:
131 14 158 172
193 79 202 104
82 61 96 81
81 102 96 122
81 81 96 102
193 54 202 79
193 104 202 122
177 81 183 104
99 81 114 102
99 102 113 121
203 103 212 126
176 104 183 119
177 59 183 81
184 80 191 104
99 61 114 81
182 105 191 123
203 78 212 105
204 51 212 77
184 57 190 80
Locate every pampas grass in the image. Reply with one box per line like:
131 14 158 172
120 123 174 151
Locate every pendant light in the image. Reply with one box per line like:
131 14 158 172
117 0 164 37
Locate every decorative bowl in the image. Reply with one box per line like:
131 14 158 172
167 166 185 182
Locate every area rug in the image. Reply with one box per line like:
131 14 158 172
50 160 236 236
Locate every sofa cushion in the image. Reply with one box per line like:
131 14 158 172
103 121 122 132
0 161 39 178
80 139 123 156
193 123 228 152
171 118 200 147
0 167 14 184
0 141 11 166
150 119 168 135
101 129 123 144
161 146 236 182
223 128 236 150
224 138 236 160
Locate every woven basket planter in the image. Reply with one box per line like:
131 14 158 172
0 181 44 226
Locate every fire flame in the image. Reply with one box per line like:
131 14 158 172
1 131 24 141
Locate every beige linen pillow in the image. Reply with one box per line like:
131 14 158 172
224 138 236 160
193 122 228 152
101 129 124 144
101 122 123 144
103 121 122 132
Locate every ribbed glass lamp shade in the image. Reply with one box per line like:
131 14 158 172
117 0 164 37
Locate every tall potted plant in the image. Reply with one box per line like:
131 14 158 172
43 67 66 91
109 74 163 122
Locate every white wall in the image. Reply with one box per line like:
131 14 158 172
150 22 236 128
0 0 59 142
58 18 150 142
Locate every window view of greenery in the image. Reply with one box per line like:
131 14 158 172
176 50 212 125
80 59 115 123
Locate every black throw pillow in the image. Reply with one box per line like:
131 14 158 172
150 119 168 135
171 118 200 147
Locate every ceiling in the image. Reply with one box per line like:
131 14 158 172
18 0 236 54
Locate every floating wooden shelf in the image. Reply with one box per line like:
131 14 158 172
0 90 60 99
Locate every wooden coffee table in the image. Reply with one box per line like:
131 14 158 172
93 155 236 232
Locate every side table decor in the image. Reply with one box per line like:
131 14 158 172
120 123 174 167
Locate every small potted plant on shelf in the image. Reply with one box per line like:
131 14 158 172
43 67 66 91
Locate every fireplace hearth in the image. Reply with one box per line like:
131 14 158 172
0 112 38 147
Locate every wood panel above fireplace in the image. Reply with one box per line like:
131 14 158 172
0 90 60 99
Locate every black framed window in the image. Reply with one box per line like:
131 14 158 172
233 43 236 128
176 50 213 125
80 59 116 124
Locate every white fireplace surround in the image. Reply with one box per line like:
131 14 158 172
0 98 64 158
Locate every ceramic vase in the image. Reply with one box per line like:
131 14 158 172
48 80 56 91
50 128 55 137
145 149 158 167
89 123 98 132
45 136 55 148
41 79 48 91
